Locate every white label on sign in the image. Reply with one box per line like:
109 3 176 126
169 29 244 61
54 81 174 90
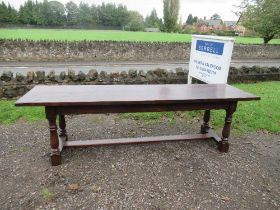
188 35 235 84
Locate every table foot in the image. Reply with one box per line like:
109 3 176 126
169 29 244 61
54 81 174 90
219 102 237 153
51 152 61 166
218 140 229 153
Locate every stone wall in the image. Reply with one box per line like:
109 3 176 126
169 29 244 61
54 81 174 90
0 66 279 99
1 39 280 62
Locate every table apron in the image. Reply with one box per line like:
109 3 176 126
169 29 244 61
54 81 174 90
47 101 236 115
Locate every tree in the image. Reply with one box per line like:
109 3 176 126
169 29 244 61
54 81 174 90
65 1 79 25
115 4 130 27
0 0 147 28
97 3 115 26
18 0 36 24
31 1 47 25
186 14 198 25
0 2 18 23
39 0 51 25
239 0 280 44
7 3 18 23
163 0 180 32
210 13 221 20
78 2 92 25
145 8 161 28
125 11 144 31
186 14 193 25
193 16 198 24
47 1 65 25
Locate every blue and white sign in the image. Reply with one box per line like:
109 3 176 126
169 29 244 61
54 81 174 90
188 35 235 84
196 40 224 55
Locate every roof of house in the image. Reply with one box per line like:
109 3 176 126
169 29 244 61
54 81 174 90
224 21 237 27
205 19 222 26
197 19 222 27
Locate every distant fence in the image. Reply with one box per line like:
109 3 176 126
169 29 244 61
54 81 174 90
1 66 279 99
0 39 280 62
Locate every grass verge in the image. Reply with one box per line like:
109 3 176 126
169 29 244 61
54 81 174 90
0 101 45 124
123 81 280 133
0 81 279 133
210 82 280 133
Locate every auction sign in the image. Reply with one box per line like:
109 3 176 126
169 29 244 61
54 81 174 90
188 35 235 84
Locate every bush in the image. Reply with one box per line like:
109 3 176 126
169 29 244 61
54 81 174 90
124 20 145 31
181 27 196 34
213 30 237 36
180 29 237 36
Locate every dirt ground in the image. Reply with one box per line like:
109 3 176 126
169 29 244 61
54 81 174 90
0 114 279 210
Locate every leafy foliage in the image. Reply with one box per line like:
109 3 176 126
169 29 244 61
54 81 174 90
0 1 17 23
0 0 143 30
41 188 54 200
163 0 180 32
210 13 221 20
124 11 145 31
239 0 280 43
186 14 198 25
145 9 162 28
65 1 79 25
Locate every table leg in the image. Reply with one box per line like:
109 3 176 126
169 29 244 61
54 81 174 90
59 115 68 141
46 108 61 166
219 103 237 153
201 110 210 134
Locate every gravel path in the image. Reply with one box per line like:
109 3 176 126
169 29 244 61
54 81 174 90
0 114 279 210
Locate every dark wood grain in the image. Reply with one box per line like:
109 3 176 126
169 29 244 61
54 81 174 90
15 84 260 107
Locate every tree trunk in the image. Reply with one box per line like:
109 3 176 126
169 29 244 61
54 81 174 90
263 34 274 44
264 37 270 44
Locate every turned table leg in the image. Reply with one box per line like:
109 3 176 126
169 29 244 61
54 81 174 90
46 108 61 166
59 115 68 141
201 110 211 134
218 102 237 153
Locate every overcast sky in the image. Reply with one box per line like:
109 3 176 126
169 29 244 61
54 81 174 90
3 0 242 21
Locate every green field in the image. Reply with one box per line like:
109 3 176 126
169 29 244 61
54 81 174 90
1 82 279 134
1 28 280 44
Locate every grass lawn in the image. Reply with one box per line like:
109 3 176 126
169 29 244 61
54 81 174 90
0 81 279 134
0 101 45 124
0 28 280 44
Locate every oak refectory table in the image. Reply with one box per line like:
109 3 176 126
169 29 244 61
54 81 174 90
15 84 260 166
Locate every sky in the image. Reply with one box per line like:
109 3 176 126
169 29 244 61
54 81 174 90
3 0 242 21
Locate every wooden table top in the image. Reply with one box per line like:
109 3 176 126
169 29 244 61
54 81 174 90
15 84 260 107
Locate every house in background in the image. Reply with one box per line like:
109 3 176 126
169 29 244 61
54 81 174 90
224 21 237 29
205 19 223 29
196 17 224 32
188 17 238 33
